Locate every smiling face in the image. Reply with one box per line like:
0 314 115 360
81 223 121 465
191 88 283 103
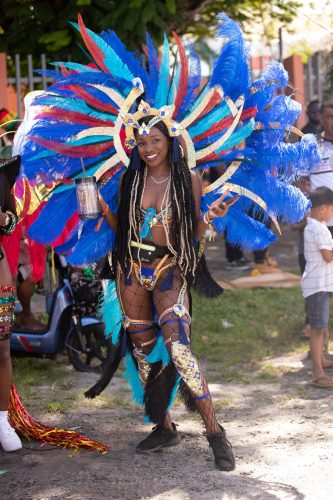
135 125 170 168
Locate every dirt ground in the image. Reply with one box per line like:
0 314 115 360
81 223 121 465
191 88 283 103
1 228 333 500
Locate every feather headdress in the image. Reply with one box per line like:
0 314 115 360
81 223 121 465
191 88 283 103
16 13 318 263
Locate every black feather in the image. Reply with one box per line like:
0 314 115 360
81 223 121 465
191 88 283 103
84 330 124 398
144 361 178 425
192 253 224 298
178 380 198 413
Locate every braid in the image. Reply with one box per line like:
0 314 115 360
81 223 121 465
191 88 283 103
170 156 197 278
114 161 145 271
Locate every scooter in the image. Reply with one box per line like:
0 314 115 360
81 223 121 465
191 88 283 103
10 262 112 373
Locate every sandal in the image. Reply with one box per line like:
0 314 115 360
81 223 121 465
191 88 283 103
309 376 333 388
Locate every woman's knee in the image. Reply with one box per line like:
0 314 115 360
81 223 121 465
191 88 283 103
128 324 157 355
130 335 156 355
159 310 191 349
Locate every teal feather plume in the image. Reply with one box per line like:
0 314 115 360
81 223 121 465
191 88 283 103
124 352 144 405
102 280 122 341
154 34 170 107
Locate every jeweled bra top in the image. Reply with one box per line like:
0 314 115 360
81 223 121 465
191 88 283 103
136 203 172 224
137 203 173 240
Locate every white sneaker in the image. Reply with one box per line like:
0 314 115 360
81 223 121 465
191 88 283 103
0 419 22 452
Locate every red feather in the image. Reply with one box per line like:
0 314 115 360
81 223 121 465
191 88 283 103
78 14 109 74
52 211 80 248
29 136 113 158
63 85 118 115
172 32 188 117
60 65 72 77
35 109 114 127
193 107 257 142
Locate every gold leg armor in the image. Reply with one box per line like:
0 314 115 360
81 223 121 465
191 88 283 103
132 347 152 386
170 341 208 399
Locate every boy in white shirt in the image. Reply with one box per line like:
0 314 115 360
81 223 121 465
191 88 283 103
301 186 333 388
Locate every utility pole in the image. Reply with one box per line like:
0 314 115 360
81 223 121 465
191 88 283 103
278 27 283 62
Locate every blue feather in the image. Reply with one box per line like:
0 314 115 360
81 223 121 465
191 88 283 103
155 34 170 107
100 29 151 98
214 209 277 250
209 14 250 99
145 32 159 103
28 188 77 244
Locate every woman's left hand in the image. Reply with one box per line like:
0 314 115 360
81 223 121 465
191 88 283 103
207 191 237 220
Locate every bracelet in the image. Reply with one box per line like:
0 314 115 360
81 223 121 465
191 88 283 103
0 304 15 314
0 295 15 305
0 285 15 293
202 211 214 225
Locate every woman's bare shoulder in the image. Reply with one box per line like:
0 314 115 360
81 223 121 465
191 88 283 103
190 170 202 192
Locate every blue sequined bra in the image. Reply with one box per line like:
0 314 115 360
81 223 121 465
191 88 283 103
138 204 172 240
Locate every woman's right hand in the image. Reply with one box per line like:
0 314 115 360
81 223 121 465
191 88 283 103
0 207 9 227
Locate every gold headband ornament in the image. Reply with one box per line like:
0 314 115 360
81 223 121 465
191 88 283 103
121 100 183 149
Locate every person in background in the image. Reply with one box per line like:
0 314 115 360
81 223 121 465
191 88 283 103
301 99 323 135
2 217 46 332
310 101 333 236
291 176 311 338
301 187 333 388
208 166 250 270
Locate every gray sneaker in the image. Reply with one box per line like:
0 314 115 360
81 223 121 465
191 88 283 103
225 259 251 270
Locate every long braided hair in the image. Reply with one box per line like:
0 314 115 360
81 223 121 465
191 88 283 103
114 117 198 279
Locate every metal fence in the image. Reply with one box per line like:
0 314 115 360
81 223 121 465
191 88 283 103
6 53 50 117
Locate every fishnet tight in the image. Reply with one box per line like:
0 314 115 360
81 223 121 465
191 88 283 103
118 263 220 435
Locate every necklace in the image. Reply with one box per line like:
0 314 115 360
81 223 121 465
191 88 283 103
149 173 170 184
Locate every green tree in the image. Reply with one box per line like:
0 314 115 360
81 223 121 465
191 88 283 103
0 0 301 59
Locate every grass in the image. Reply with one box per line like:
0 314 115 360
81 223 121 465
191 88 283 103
11 355 71 404
191 287 311 380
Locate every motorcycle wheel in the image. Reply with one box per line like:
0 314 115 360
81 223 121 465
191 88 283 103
67 323 112 373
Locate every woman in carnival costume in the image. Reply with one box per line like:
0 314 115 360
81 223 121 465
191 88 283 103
0 155 22 452
17 14 319 469
0 154 108 454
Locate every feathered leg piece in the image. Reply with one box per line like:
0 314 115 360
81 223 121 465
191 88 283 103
8 385 109 453
144 361 178 425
